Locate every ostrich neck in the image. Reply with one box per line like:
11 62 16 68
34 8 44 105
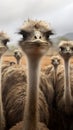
54 67 57 87
0 57 5 130
64 59 72 107
23 57 40 130
17 59 20 64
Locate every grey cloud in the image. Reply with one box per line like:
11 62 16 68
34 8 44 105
0 0 73 45
0 0 72 23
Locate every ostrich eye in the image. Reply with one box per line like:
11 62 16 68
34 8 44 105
2 39 9 46
71 47 73 51
45 30 54 39
19 30 30 40
15 52 17 55
51 60 54 64
59 47 65 51
52 59 54 62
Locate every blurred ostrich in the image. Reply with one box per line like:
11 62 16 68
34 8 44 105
14 50 22 65
0 32 10 130
58 41 73 114
10 61 16 66
51 56 60 87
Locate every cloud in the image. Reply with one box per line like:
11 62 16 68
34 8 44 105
0 0 72 23
0 0 73 45
49 3 73 35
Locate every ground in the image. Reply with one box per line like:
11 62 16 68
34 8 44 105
2 55 51 68
2 55 73 68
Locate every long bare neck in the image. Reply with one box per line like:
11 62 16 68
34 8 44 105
23 57 40 130
64 59 72 111
17 59 20 65
0 57 5 130
54 67 57 87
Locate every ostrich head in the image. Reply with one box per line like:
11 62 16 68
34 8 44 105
14 50 22 61
51 56 60 68
10 61 16 66
58 41 73 60
0 32 10 56
18 20 53 60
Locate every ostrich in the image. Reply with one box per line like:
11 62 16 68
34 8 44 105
51 56 60 87
58 41 73 114
0 32 10 130
14 49 22 64
8 20 53 130
51 41 73 130
10 61 16 66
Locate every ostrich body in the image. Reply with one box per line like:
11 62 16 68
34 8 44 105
0 32 9 130
51 56 60 87
2 64 49 130
18 20 53 130
14 49 22 64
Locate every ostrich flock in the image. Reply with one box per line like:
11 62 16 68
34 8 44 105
0 20 73 130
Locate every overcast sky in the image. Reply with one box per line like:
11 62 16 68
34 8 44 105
0 0 73 45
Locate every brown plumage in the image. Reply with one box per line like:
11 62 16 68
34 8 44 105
2 65 49 130
10 122 49 130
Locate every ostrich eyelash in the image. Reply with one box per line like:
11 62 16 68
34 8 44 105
2 39 9 45
45 30 54 38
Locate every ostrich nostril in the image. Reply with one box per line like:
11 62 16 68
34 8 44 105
39 36 41 39
34 36 37 39
15 52 17 55
34 35 41 39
